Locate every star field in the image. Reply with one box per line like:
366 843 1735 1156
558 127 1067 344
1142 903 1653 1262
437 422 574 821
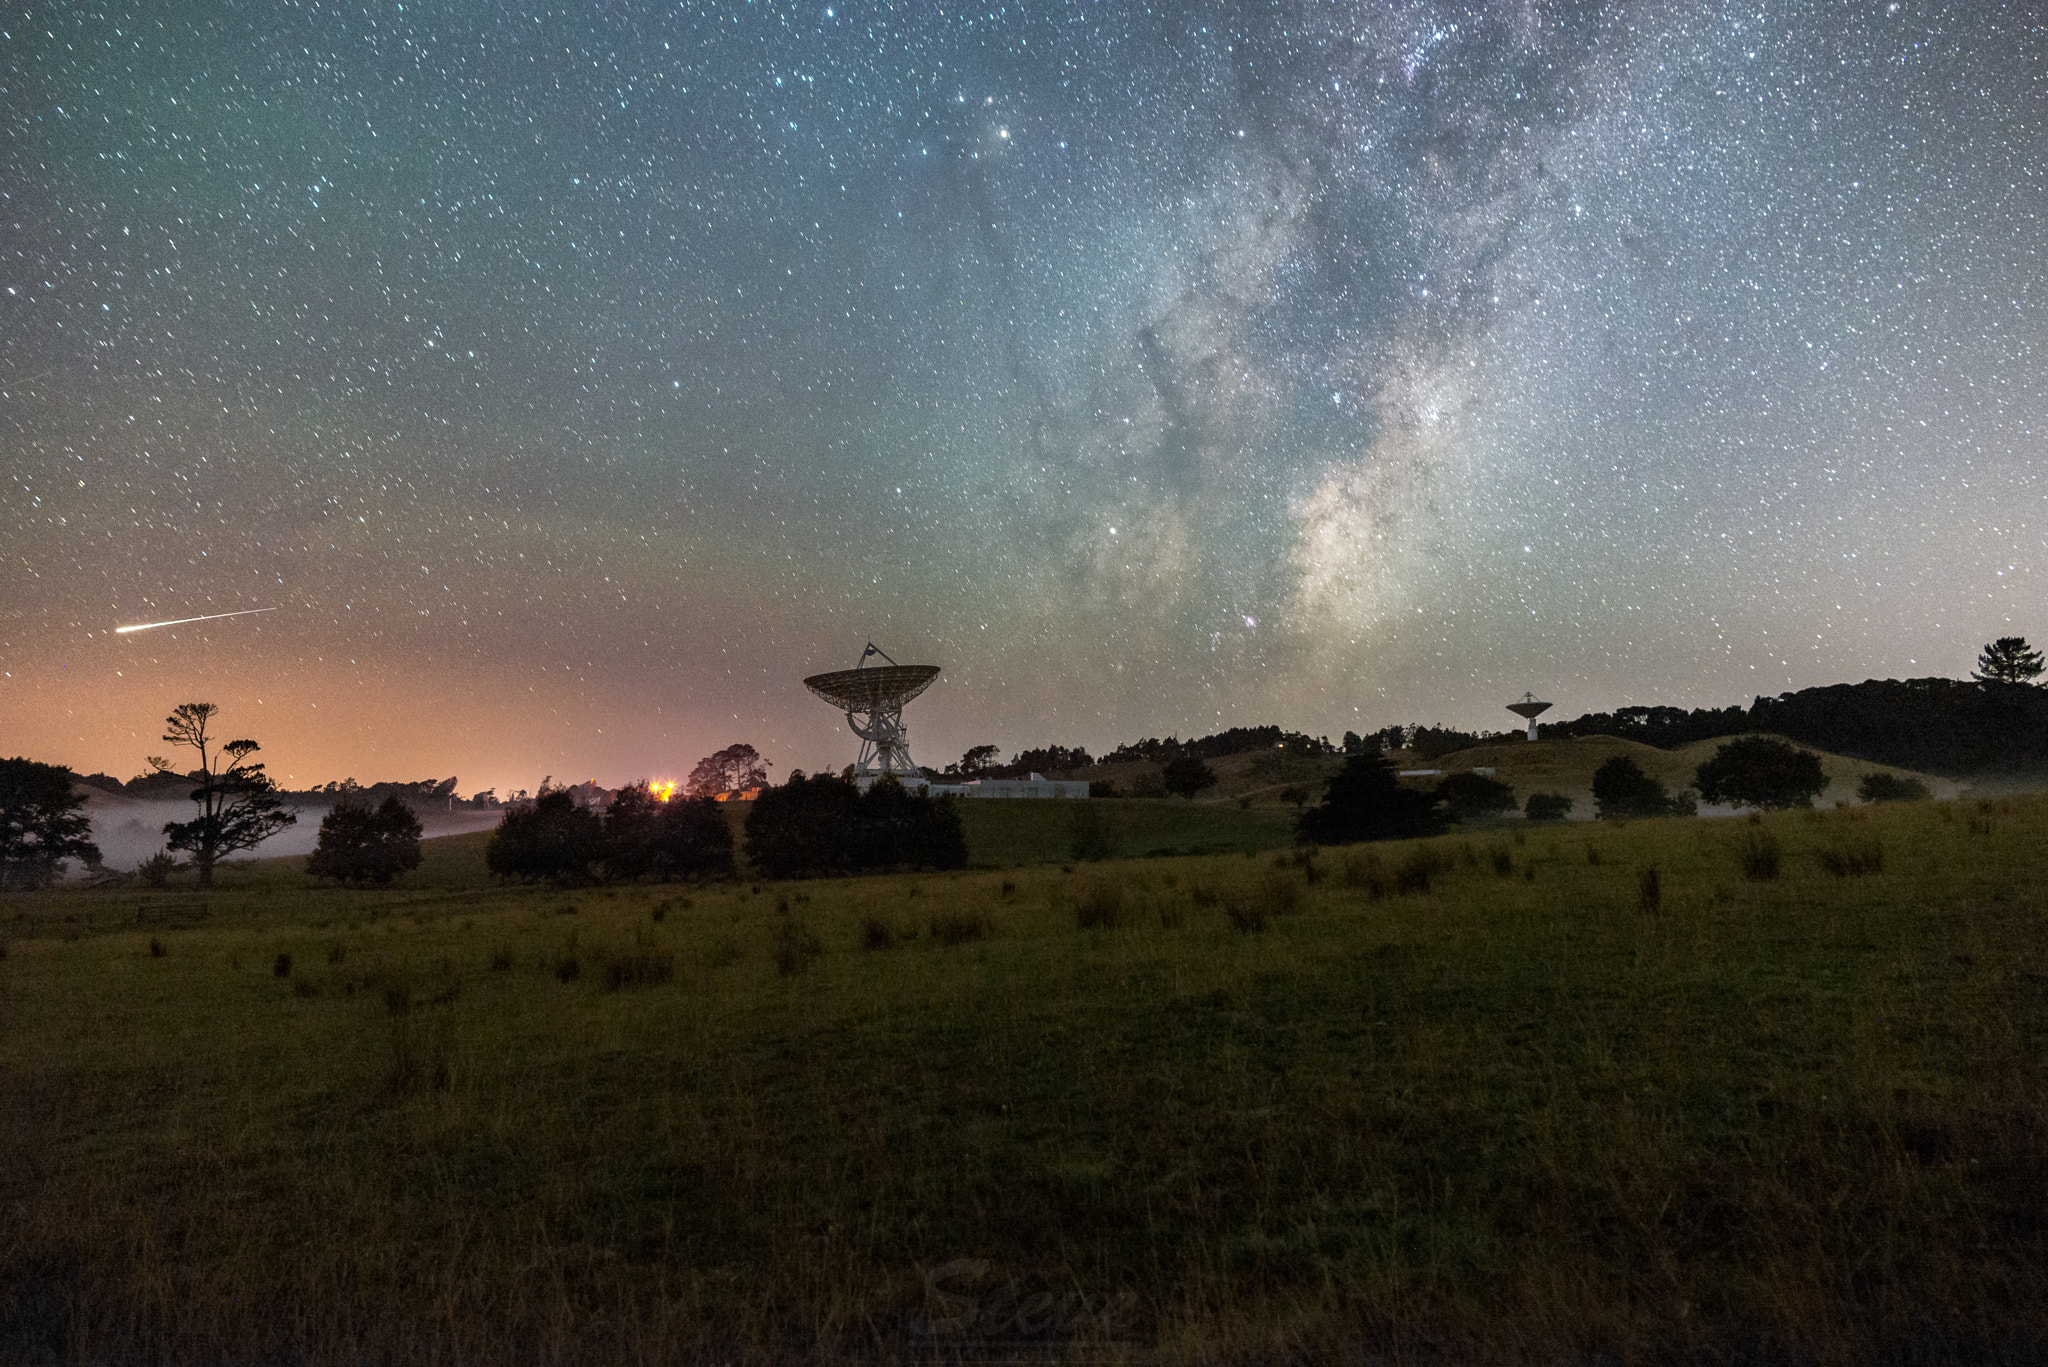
3 2 2042 794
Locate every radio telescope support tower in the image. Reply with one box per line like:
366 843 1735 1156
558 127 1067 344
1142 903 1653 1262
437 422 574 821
803 644 942 788
1506 692 1553 742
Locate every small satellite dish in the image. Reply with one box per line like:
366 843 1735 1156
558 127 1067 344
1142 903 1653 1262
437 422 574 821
804 643 941 787
1506 692 1553 742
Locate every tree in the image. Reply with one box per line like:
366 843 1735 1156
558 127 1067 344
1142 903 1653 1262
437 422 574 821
1435 771 1518 822
306 797 423 885
1161 754 1218 800
0 758 102 890
955 744 1001 777
1974 636 2044 686
1693 736 1830 811
686 743 770 798
1591 755 1678 820
601 783 666 880
485 790 604 883
1296 753 1440 845
1858 771 1931 804
655 795 735 881
150 704 296 888
743 772 965 878
1525 792 1574 822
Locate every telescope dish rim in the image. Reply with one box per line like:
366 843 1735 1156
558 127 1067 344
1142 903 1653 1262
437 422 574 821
803 663 942 712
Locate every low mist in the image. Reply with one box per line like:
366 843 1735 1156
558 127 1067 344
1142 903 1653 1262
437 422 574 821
82 795 502 872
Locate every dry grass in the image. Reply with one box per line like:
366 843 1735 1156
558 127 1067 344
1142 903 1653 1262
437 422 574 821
2 797 2047 1363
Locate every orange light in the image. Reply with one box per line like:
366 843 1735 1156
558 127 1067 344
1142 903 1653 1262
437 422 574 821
649 780 678 803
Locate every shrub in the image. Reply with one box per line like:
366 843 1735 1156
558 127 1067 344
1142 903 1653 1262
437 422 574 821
1394 848 1438 896
1738 829 1782 881
1491 848 1514 877
138 849 178 888
600 945 675 991
1225 896 1267 933
1074 878 1123 929
273 952 293 978
308 797 424 885
860 916 897 951
487 791 604 884
1695 736 1831 810
928 911 987 946
600 784 665 880
1342 850 1391 899
1436 772 1518 822
149 938 165 958
1858 772 1931 804
1816 839 1883 877
1067 803 1113 863
1524 792 1574 822
773 917 823 975
1259 870 1303 916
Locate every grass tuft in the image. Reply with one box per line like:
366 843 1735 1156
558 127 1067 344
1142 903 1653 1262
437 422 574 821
1636 867 1662 914
1074 878 1123 929
860 915 896 951
1817 838 1884 877
772 916 823 975
927 910 988 947
1739 829 1783 881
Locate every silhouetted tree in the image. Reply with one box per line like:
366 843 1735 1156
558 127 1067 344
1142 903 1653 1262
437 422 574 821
306 797 423 885
1975 636 2044 685
1435 771 1518 822
150 704 296 888
744 772 964 878
1296 753 1440 845
955 744 1001 777
1694 736 1830 811
1525 792 1574 822
0 758 102 889
1161 754 1218 800
602 783 666 880
686 743 770 798
1592 755 1679 820
486 790 603 883
656 795 736 880
1858 771 1931 803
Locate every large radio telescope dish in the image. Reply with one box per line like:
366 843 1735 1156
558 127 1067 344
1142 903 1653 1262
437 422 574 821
804 644 941 786
1506 691 1553 741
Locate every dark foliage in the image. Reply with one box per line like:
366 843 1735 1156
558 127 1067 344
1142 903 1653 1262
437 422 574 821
1104 725 1333 766
0 757 102 889
486 790 604 883
989 744 1094 779
306 797 424 885
1435 771 1518 821
1546 704 1754 749
1525 792 1574 822
1405 725 1502 761
1295 753 1441 845
1858 771 1931 803
1694 736 1831 810
686 742 769 798
743 773 965 879
151 703 296 888
1161 754 1219 800
600 784 665 880
1591 756 1678 820
655 795 736 881
1974 636 2044 686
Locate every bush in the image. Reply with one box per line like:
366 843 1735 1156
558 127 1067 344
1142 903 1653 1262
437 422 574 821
927 910 987 946
1435 772 1518 822
599 944 675 990
655 795 736 880
1816 839 1883 877
1074 878 1123 929
1858 772 1930 804
0 756 102 889
860 916 897 951
139 849 178 887
1162 755 1219 800
307 797 424 885
1636 868 1662 914
1524 792 1573 822
745 774 965 878
1394 847 1440 896
1738 829 1782 881
1592 756 1679 820
1297 754 1440 846
600 784 665 880
1695 736 1831 810
487 791 604 883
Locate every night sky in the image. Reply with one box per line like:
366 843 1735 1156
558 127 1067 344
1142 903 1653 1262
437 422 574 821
4 2 2042 797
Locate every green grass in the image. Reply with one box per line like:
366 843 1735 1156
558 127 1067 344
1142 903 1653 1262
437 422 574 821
952 795 1297 865
3 798 2046 1363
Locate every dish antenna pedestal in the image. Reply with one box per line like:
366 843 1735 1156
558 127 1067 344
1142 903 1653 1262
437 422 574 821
1506 692 1553 742
804 644 941 788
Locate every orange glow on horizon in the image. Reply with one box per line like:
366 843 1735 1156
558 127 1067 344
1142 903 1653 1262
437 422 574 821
649 780 678 802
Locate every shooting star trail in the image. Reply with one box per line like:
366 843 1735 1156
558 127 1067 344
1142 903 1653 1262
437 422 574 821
115 607 280 634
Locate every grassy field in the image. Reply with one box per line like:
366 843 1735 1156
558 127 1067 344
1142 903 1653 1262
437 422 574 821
4 796 2046 1363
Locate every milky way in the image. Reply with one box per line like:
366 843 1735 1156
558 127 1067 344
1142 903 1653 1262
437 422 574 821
4 2 2042 794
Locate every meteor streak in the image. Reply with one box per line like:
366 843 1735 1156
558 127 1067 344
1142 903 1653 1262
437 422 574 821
115 607 279 634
